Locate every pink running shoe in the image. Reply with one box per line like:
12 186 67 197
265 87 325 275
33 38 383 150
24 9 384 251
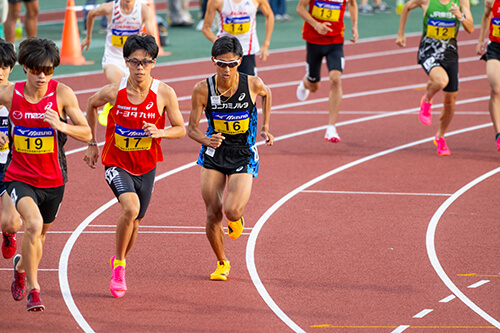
11 254 27 301
110 256 127 298
433 135 451 156
419 95 432 125
496 136 500 151
2 232 16 259
26 289 45 312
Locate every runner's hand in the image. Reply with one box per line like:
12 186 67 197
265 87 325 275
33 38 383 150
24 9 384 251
260 131 274 146
316 22 333 35
0 132 8 146
396 35 406 47
208 133 225 148
44 109 64 131
81 37 91 52
143 121 162 138
476 41 487 55
83 145 99 169
449 2 462 18
350 27 359 43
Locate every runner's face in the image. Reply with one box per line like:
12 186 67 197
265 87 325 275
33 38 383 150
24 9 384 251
213 53 240 80
0 65 12 85
126 50 155 82
24 63 54 89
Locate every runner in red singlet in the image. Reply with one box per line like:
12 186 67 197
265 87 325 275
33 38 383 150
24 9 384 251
84 34 185 298
0 37 91 312
476 0 500 150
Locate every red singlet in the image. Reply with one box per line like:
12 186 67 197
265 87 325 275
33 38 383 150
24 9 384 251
101 77 165 175
302 0 347 45
4 80 67 188
489 0 500 43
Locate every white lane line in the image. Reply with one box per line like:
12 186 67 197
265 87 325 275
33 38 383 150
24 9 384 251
439 295 456 303
302 190 452 196
468 280 490 289
60 96 492 332
246 123 491 333
413 309 434 318
0 268 57 271
391 325 411 333
426 167 500 329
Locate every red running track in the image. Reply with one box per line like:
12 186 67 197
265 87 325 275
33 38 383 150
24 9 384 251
0 30 499 332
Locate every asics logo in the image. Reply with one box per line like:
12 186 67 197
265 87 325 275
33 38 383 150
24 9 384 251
105 167 119 184
238 93 245 101
236 166 244 172
44 102 53 111
146 102 154 110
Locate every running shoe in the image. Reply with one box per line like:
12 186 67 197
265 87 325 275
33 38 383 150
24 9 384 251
2 232 16 259
324 125 341 143
110 256 127 298
496 136 500 151
210 260 231 281
296 81 310 101
419 95 432 125
98 103 112 127
11 254 27 301
26 289 44 312
433 135 451 156
228 217 244 239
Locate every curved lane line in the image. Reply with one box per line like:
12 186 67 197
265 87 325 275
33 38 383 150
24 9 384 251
246 123 491 332
426 168 500 329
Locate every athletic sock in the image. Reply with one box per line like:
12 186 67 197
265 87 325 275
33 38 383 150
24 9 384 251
114 259 126 268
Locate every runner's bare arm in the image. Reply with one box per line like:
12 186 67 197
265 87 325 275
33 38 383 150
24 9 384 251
202 0 223 43
348 0 359 43
81 2 113 52
0 85 14 110
396 0 427 47
257 0 275 61
53 84 92 143
476 0 493 54
456 0 474 33
144 83 185 139
188 80 225 148
142 4 157 37
250 76 274 146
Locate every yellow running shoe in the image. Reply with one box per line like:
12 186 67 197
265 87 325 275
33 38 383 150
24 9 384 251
98 103 112 126
228 217 244 239
210 260 231 281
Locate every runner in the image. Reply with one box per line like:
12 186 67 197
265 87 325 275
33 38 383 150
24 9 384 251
396 0 474 155
476 0 500 150
295 0 359 143
81 0 167 126
201 0 274 76
0 37 91 311
188 36 273 281
83 34 185 298
0 38 21 260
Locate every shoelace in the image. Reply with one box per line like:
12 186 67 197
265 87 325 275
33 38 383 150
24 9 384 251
114 267 125 283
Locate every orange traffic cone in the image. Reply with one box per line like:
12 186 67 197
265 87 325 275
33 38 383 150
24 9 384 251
60 0 94 65
141 0 170 57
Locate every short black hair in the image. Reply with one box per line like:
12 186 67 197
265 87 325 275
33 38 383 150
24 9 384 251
0 39 16 69
211 36 243 59
18 37 60 68
123 34 159 59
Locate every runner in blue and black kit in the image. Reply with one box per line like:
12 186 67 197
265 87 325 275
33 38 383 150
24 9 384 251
188 36 273 281
197 72 259 176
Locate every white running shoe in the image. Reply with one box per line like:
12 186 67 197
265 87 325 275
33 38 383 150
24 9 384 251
324 125 341 143
296 81 310 101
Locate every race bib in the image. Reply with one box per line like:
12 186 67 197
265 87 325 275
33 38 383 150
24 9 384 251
114 124 152 151
0 128 8 151
311 0 341 22
426 19 456 39
213 111 249 135
492 18 500 37
111 34 129 47
14 126 54 154
223 16 251 35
